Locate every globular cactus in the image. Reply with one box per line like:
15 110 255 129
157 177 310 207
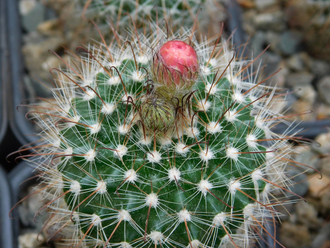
19 22 299 248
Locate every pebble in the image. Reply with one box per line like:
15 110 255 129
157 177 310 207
18 186 47 230
316 103 330 120
44 0 71 12
308 187 330 216
280 222 311 248
22 2 45 32
280 31 303 55
41 55 68 72
19 0 37 15
286 72 315 87
291 100 314 121
310 59 330 78
320 190 330 215
18 233 45 248
253 11 285 31
317 76 330 105
322 241 330 248
37 19 61 36
292 84 317 104
321 156 330 177
295 201 320 229
273 60 289 87
237 0 255 9
258 51 281 78
22 36 66 81
286 54 305 71
308 174 330 198
251 31 267 56
314 132 330 154
286 1 320 28
292 146 320 172
242 9 258 35
311 224 330 248
255 0 278 10
265 31 281 53
22 31 44 45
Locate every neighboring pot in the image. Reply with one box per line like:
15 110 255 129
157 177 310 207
8 161 35 248
0 166 15 248
6 0 38 146
0 0 14 245
0 0 8 146
0 0 9 175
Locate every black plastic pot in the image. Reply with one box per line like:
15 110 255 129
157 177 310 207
0 0 8 147
0 166 15 248
273 120 330 139
0 0 13 246
6 0 38 146
8 161 35 248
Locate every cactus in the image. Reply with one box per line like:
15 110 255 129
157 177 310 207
19 22 299 248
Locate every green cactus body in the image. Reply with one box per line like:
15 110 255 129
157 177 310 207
28 25 293 248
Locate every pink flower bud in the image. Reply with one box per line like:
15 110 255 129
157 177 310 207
153 41 199 89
